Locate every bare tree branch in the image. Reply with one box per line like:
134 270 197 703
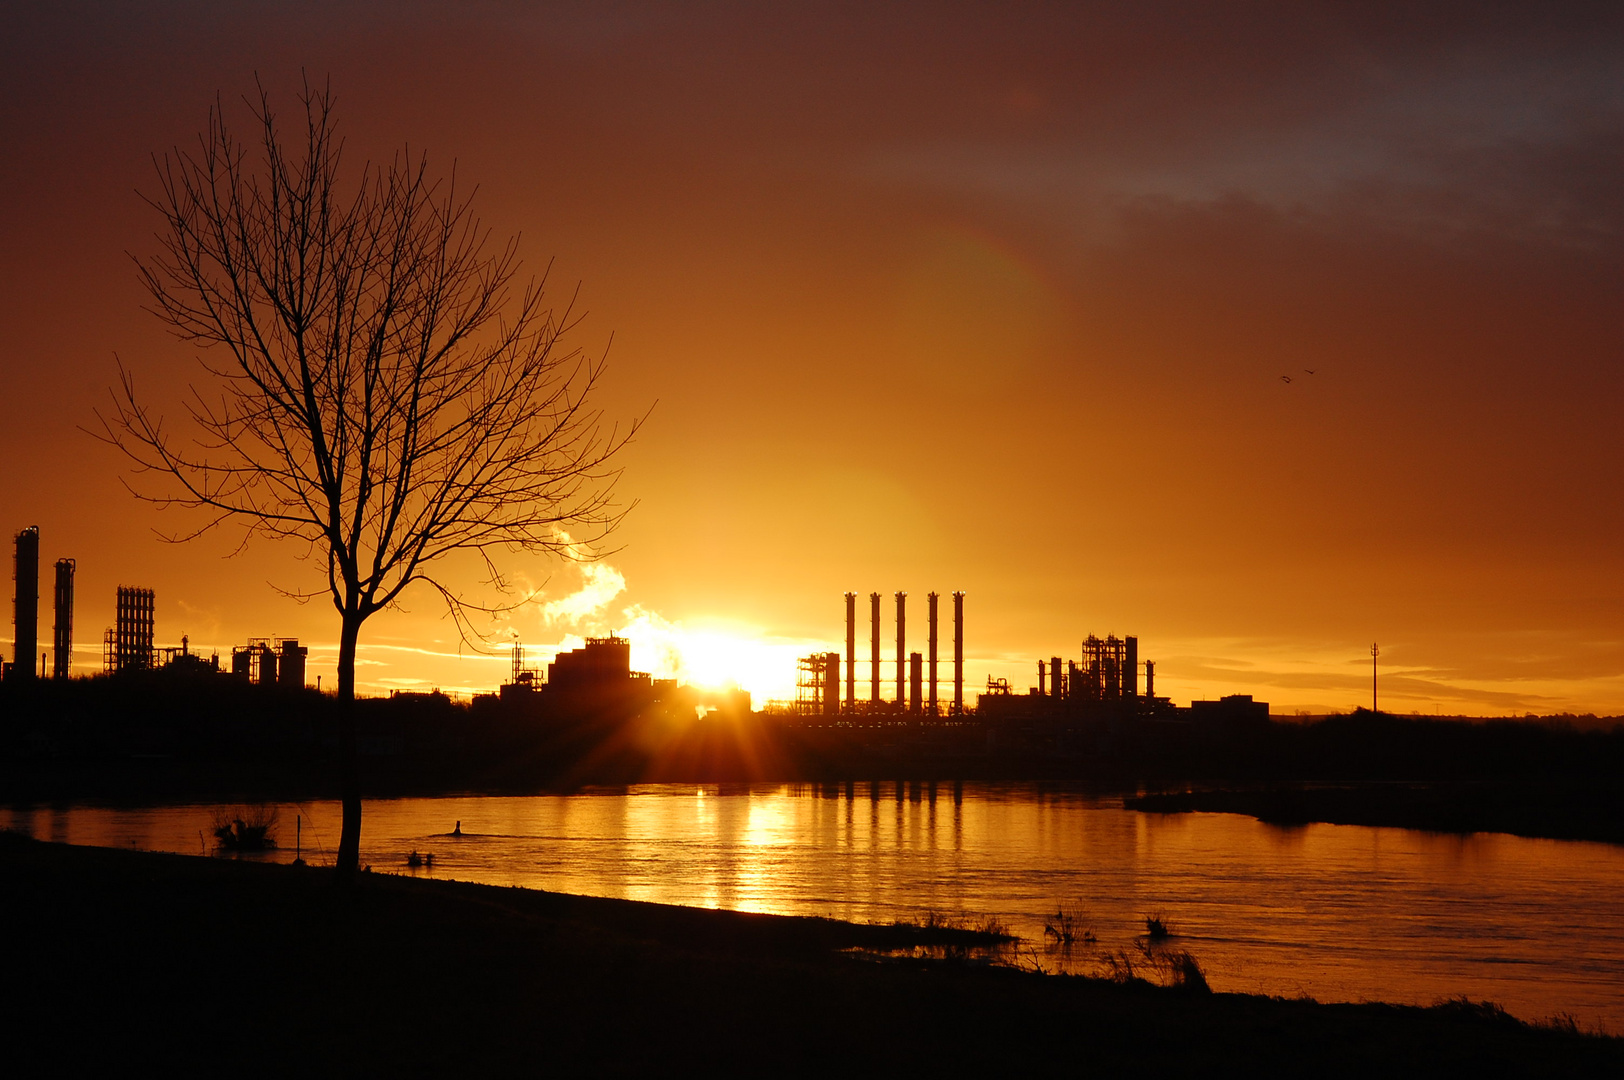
91 77 642 875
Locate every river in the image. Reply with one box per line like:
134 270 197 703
7 781 1621 1029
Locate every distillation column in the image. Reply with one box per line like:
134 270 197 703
869 592 881 705
927 591 939 716
53 558 74 680
1125 635 1138 702
844 592 856 713
12 526 39 679
823 652 840 717
894 591 906 706
952 590 964 715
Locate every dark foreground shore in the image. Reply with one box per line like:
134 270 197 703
1 835 1616 1076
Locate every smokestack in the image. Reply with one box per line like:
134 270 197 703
1145 659 1156 702
823 651 840 717
952 591 964 715
12 527 38 680
1037 660 1045 696
909 652 922 714
894 591 906 706
844 592 856 712
927 592 939 716
52 558 74 680
1050 657 1062 700
869 592 881 704
1125 635 1138 701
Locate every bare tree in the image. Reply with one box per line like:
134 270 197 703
99 80 637 874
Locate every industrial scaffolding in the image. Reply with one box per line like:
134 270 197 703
795 652 840 717
104 586 155 673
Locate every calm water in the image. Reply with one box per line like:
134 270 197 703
8 782 1623 1029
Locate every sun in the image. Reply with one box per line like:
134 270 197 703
619 613 821 707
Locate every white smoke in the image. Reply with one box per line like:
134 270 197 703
517 530 819 703
537 529 627 626
541 561 627 624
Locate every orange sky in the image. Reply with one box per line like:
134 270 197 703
2 3 1621 713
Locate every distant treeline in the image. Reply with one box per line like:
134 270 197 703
2 670 1622 802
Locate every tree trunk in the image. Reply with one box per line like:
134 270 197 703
335 610 363 877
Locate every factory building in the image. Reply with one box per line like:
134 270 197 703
547 634 650 694
489 633 752 723
978 633 1161 721
1032 635 1140 704
798 590 966 719
789 593 1243 725
230 638 308 688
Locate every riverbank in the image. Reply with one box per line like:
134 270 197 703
1 833 1615 1074
1126 781 1624 846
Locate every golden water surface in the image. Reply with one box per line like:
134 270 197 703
8 782 1622 1029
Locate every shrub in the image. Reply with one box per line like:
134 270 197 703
1044 903 1097 946
1144 913 1175 940
211 805 278 851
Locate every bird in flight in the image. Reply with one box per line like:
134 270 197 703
1280 375 1293 384
1304 369 1316 375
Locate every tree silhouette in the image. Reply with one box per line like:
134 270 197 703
100 80 637 874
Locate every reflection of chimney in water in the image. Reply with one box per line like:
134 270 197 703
869 592 881 704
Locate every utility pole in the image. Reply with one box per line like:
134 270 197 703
1371 642 1379 713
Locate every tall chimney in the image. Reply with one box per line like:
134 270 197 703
1037 660 1046 696
909 652 922 714
1050 657 1063 700
927 592 939 716
1125 635 1139 701
894 591 906 706
869 592 881 704
1145 659 1156 702
823 652 840 717
52 558 74 679
952 591 964 715
12 527 39 680
844 592 856 712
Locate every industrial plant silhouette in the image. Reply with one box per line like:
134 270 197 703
13 515 1620 816
6 520 1266 725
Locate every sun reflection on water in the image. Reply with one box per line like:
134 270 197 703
10 785 1624 1029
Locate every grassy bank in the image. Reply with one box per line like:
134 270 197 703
1 834 1615 1075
